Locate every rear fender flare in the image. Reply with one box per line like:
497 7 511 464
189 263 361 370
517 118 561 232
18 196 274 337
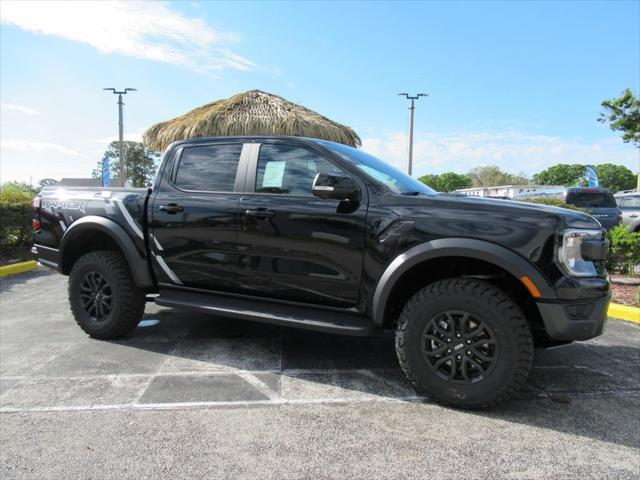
371 238 556 325
60 215 154 288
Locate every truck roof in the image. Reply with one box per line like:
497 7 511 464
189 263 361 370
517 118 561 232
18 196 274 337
165 135 337 148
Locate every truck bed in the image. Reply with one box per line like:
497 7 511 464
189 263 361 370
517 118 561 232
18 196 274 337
34 186 150 259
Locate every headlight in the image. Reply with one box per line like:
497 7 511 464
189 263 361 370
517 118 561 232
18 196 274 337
558 229 602 277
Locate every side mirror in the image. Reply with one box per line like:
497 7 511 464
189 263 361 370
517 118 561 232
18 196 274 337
312 172 360 201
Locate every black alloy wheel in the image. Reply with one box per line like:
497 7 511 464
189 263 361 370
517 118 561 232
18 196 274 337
79 271 114 322
421 310 498 384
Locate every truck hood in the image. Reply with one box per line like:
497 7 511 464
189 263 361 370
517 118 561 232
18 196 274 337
376 193 604 266
431 193 602 230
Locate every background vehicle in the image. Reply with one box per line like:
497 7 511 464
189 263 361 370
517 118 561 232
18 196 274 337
614 189 640 232
32 136 611 409
514 186 621 230
565 187 621 230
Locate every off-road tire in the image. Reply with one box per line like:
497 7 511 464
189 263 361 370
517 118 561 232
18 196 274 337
395 278 533 409
68 250 145 339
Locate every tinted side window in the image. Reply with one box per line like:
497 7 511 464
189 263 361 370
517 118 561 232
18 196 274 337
256 144 343 195
175 144 242 192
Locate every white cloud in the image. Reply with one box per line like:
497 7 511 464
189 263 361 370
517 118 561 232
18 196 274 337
361 131 640 176
0 1 254 72
1 103 39 116
1 140 80 156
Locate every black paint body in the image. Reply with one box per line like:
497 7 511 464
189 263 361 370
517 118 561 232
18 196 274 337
33 137 611 342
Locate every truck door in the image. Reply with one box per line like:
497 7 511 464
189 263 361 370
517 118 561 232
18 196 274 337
149 141 248 292
236 142 367 308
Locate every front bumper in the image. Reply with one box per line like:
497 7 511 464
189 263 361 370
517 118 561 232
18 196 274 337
536 293 611 341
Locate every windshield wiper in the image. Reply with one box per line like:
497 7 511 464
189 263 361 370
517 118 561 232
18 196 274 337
401 191 422 196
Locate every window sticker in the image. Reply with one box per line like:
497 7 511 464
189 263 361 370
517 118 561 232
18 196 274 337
307 159 317 172
262 161 286 188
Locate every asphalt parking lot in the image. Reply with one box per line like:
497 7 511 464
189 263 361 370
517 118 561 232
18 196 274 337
1 268 639 479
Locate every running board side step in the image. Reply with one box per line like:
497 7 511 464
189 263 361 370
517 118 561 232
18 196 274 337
154 289 379 336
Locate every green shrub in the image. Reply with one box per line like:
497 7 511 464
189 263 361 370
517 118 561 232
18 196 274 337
516 197 589 213
607 225 640 275
0 183 34 261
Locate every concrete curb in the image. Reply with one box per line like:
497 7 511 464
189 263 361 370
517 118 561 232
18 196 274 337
608 303 640 324
0 260 38 277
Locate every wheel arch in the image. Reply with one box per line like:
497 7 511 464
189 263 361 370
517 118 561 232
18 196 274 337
60 216 155 289
372 238 556 327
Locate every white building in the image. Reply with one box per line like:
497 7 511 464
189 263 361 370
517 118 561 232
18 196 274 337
453 185 565 199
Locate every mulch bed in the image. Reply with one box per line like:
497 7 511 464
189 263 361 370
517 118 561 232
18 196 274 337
611 282 639 307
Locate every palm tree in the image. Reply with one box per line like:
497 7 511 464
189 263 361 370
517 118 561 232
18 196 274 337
143 89 361 152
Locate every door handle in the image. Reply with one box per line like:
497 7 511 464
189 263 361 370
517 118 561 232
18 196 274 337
159 203 184 214
245 209 274 219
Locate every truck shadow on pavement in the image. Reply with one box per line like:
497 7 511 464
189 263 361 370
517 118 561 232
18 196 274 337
106 306 640 450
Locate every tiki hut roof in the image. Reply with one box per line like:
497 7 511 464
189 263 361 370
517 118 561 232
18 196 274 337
143 89 361 152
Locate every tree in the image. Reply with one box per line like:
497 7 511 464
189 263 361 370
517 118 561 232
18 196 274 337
594 164 636 193
38 178 58 190
418 174 442 191
92 141 159 188
418 172 472 192
438 172 472 192
533 163 635 192
509 173 530 185
467 165 529 187
532 164 586 186
0 181 37 197
598 89 640 147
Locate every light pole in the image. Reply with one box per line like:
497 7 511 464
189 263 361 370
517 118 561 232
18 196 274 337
398 93 428 176
103 88 137 187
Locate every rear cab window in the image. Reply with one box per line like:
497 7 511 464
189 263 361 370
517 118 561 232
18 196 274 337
565 190 617 208
174 143 243 192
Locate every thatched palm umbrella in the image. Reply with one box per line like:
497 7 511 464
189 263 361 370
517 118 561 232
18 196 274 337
143 89 361 152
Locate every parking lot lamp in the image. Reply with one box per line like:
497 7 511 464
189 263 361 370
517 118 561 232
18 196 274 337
103 88 137 187
398 93 428 176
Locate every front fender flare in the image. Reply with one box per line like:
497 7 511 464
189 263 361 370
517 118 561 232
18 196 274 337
60 215 154 289
371 238 556 326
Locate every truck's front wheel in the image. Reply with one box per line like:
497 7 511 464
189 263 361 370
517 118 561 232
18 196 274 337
395 278 533 409
68 250 145 339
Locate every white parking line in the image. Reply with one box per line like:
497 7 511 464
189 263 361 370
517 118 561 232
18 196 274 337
236 372 280 400
2 390 638 415
0 395 427 414
0 367 403 382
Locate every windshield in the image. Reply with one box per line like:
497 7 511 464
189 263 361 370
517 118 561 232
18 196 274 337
566 191 617 208
318 141 435 195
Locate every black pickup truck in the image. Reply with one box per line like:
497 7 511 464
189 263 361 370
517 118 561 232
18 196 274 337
32 136 611 408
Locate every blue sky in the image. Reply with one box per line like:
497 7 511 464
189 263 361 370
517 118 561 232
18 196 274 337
1 0 638 184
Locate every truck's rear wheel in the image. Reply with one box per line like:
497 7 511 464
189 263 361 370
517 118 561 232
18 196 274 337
68 250 145 339
395 278 533 409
